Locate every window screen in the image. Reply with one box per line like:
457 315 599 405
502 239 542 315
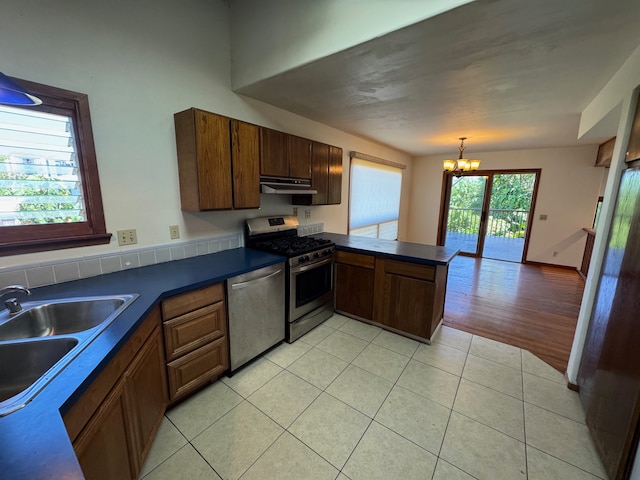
0 105 86 226
349 157 402 239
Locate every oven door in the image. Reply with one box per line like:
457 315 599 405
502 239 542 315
289 255 334 322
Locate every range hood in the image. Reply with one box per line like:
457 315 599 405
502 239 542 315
260 176 317 195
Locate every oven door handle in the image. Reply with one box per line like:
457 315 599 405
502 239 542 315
230 269 283 289
290 256 334 274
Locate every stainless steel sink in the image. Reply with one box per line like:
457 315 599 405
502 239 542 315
0 338 79 403
0 293 138 416
0 295 135 341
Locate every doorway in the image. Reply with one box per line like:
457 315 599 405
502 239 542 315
438 169 540 262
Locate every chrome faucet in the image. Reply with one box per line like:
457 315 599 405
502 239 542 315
0 285 31 315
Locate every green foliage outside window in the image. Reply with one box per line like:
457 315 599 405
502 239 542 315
448 173 535 238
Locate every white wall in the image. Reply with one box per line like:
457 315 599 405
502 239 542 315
407 145 606 267
0 0 411 271
229 0 473 90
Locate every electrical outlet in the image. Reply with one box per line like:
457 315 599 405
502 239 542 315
117 229 137 246
305 209 311 219
293 207 298 216
169 225 180 240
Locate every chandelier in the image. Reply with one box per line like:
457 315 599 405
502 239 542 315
443 137 480 176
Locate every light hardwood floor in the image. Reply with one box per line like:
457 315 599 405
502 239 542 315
443 256 585 372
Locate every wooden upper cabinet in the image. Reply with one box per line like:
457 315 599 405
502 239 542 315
627 98 640 163
231 119 260 208
174 108 233 210
260 127 289 177
291 142 342 206
174 108 260 211
289 135 312 179
328 145 343 205
312 141 329 205
595 137 616 167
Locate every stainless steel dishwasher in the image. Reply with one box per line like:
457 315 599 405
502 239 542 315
227 262 285 372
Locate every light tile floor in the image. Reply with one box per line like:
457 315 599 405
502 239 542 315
140 315 608 480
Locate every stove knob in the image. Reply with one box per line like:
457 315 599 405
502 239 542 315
298 256 307 263
313 252 320 259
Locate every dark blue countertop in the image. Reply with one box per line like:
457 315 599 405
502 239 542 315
321 232 459 266
0 247 285 480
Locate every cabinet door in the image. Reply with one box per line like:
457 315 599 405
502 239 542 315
289 135 312 179
327 146 343 205
627 97 640 163
163 301 226 361
260 127 289 177
335 262 375 320
378 272 435 339
166 336 228 402
311 141 329 204
74 379 135 480
231 119 260 208
174 108 233 211
124 327 167 473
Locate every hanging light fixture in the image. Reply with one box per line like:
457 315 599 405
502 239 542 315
0 71 42 106
443 137 480 176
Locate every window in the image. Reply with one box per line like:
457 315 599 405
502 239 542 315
348 152 404 240
0 78 109 256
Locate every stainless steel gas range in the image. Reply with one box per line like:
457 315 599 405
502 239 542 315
245 215 335 342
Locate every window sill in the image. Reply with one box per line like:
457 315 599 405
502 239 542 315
0 233 112 257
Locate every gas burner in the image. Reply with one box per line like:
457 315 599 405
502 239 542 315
253 235 334 257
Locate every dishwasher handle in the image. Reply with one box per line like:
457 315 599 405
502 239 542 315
230 268 283 289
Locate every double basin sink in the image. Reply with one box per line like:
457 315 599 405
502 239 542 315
0 294 138 416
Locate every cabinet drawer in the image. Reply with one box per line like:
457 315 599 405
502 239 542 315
163 301 226 361
383 259 435 282
166 336 228 402
162 283 224 319
335 250 375 269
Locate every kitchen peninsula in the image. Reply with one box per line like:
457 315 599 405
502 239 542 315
323 233 459 343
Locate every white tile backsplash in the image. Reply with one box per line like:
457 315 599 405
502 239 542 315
0 233 242 290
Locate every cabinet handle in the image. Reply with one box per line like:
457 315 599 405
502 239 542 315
230 269 283 289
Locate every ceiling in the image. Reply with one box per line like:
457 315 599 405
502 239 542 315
235 0 640 156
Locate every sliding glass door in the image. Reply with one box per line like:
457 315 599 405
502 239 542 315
440 170 539 262
445 176 488 255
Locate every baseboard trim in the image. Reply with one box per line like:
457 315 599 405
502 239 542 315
565 371 580 392
524 260 579 271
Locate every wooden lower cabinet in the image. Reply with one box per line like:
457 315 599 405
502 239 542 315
161 282 229 404
334 251 449 342
166 336 228 400
373 258 447 340
64 308 167 480
73 379 134 480
124 329 168 470
334 251 375 320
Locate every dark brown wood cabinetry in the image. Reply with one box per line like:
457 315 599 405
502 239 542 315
174 108 260 211
334 251 375 319
292 142 343 206
64 308 167 480
627 97 640 163
231 119 261 208
334 252 448 341
260 127 290 178
289 135 313 179
328 145 343 204
161 282 229 404
373 258 446 340
260 128 312 179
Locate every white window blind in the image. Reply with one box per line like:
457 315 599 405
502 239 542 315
349 153 403 240
0 105 86 226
